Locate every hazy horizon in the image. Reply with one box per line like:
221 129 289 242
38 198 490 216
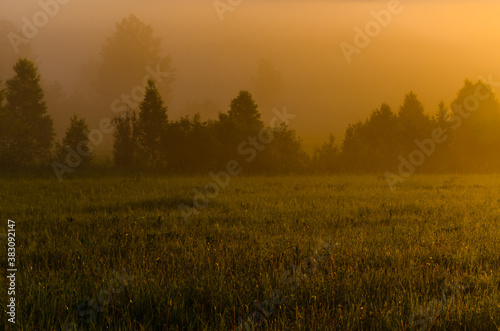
1 0 500 151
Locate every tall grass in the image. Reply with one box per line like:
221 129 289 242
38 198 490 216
1 175 499 330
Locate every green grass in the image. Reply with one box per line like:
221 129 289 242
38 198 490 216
1 174 500 330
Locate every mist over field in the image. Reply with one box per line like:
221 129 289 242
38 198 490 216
2 0 500 151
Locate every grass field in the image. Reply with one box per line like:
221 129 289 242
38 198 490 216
1 174 500 330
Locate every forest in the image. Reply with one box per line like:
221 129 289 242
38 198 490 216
2 15 500 181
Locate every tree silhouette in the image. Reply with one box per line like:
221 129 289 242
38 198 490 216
0 80 7 165
397 92 433 154
313 134 341 173
227 90 264 139
96 14 174 106
166 114 218 172
229 91 262 125
215 91 264 165
341 121 366 172
0 81 3 106
340 104 399 172
434 101 451 133
365 103 400 170
135 80 168 168
1 59 54 166
56 115 92 167
429 101 455 171
450 80 500 170
260 124 308 173
113 111 137 168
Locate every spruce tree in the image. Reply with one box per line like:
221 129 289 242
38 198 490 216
135 80 168 167
2 59 54 166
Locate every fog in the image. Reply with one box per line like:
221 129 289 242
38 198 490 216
1 0 500 152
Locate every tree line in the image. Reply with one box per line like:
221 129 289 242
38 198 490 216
1 58 500 177
318 81 500 174
0 59 307 178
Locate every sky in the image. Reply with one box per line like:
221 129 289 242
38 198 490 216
1 0 500 151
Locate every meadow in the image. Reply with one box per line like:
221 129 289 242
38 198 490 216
1 174 500 330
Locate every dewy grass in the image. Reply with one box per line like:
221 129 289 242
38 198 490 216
0 174 499 329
